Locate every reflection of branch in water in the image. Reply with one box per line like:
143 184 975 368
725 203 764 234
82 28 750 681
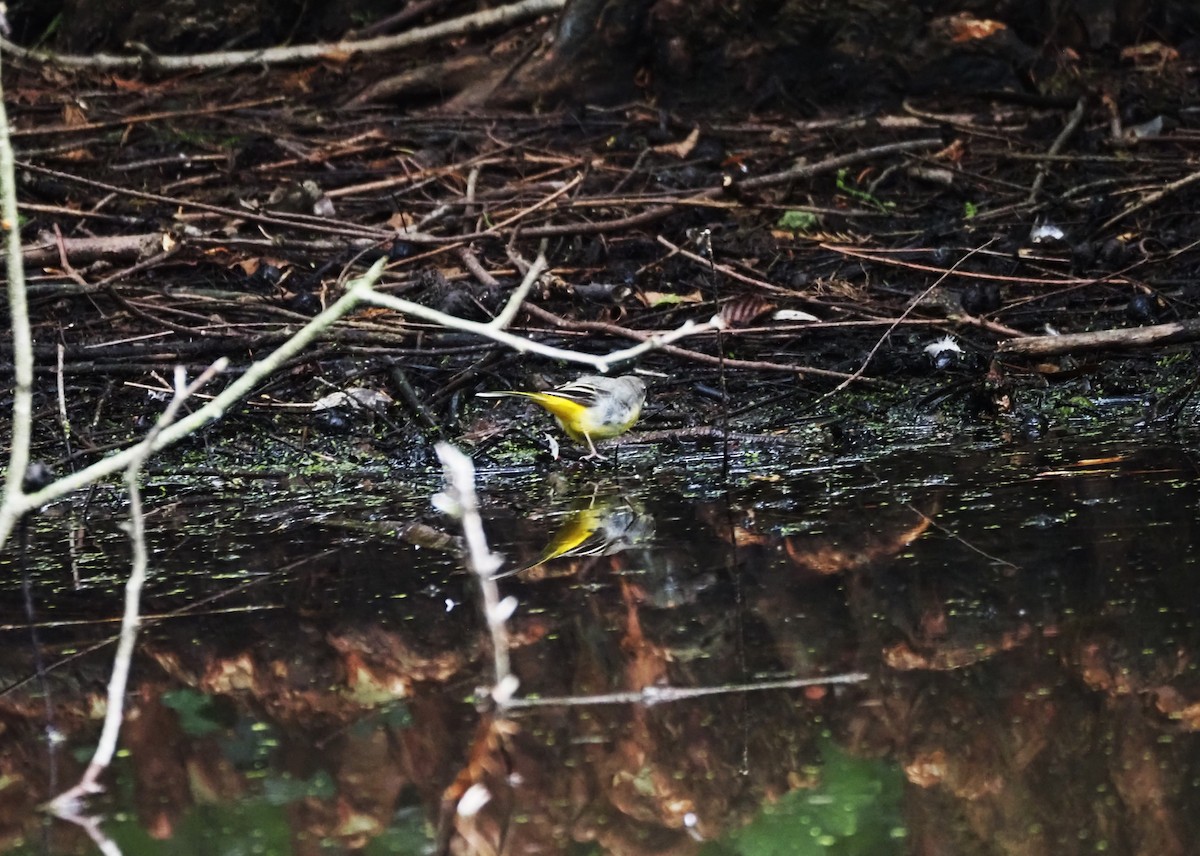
903 502 1020 573
433 444 525 856
434 443 516 704
504 671 869 710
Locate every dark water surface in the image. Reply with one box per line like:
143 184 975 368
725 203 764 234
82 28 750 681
3 428 1200 854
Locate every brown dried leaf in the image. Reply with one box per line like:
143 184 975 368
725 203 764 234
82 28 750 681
720 295 775 328
61 103 88 127
652 126 700 159
932 12 1008 43
639 290 703 308
386 211 416 230
1120 41 1179 66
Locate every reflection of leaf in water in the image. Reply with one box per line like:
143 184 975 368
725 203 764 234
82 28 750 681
707 743 906 855
161 688 227 737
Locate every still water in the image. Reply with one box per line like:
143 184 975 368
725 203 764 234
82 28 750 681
2 427 1199 854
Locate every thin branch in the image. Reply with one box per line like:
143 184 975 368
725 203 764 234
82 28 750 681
488 251 547 330
737 138 944 190
0 41 34 554
483 173 584 234
656 235 794 296
48 360 225 814
0 0 566 71
17 162 391 242
814 238 995 404
997 317 1200 357
357 286 722 371
10 96 282 139
520 304 860 381
1026 96 1088 204
1097 165 1200 234
56 344 72 459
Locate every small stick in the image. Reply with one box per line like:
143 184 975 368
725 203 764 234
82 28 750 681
998 318 1200 357
1026 96 1088 203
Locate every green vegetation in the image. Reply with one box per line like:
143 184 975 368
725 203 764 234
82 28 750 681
835 169 894 212
705 743 905 856
777 210 819 233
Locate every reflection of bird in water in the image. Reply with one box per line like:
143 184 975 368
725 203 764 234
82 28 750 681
494 494 655 580
476 375 646 459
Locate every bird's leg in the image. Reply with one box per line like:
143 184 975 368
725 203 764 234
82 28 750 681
581 432 606 461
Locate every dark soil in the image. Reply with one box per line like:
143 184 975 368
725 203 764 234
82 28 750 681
5 29 1200 475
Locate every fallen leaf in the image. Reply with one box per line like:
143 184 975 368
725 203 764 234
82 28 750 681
720 295 775 327
652 127 700 159
639 290 704 308
312 388 394 412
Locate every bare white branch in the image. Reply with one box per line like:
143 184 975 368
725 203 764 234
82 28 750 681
0 39 33 553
